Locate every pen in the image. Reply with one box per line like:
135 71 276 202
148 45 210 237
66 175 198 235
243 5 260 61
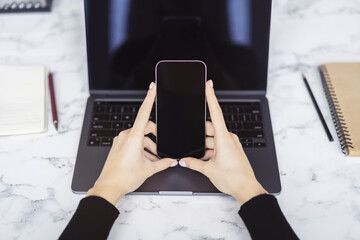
48 72 58 131
302 73 333 141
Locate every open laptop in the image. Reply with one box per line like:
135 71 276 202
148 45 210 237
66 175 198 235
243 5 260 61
72 0 281 194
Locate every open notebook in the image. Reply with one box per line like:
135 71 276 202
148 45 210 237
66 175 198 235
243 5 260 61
0 66 47 136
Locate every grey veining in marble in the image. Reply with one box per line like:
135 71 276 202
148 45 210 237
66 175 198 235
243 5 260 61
1 0 360 239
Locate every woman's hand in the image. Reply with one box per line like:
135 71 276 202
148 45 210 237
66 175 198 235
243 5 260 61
87 82 178 206
179 80 267 204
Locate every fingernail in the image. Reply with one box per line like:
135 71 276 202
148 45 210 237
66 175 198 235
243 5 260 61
149 82 155 89
170 161 178 167
209 79 214 88
179 159 186 167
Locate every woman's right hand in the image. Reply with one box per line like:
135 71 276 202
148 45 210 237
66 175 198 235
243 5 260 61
179 80 267 204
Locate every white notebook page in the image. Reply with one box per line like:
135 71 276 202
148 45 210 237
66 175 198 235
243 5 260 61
0 66 47 136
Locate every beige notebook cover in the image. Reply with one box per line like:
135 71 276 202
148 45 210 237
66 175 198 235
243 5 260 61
320 62 360 156
0 66 47 136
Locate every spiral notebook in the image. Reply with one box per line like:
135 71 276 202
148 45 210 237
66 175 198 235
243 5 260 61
319 63 360 156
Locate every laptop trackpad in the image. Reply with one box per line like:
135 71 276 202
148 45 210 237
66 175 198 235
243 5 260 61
135 166 219 193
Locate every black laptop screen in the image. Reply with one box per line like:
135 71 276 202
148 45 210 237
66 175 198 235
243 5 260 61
85 0 271 91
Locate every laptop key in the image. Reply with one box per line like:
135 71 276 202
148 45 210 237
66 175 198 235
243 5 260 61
231 122 242 129
105 106 116 113
242 142 253 148
112 122 124 129
122 114 132 121
256 132 264 138
251 114 262 122
117 106 128 113
88 137 100 146
124 122 133 129
90 130 116 137
92 114 109 121
238 131 264 138
240 138 253 143
254 142 266 147
93 105 105 113
239 114 251 122
130 106 138 113
244 107 261 114
223 106 232 113
111 114 121 121
92 121 111 129
101 137 113 146
227 114 238 121
243 123 263 130
234 106 243 114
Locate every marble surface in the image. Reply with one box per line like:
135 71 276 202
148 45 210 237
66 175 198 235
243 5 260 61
1 0 360 239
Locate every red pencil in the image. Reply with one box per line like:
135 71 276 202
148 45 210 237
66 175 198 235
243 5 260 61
48 72 58 131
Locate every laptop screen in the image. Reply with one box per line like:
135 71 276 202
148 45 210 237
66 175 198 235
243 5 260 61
85 0 271 91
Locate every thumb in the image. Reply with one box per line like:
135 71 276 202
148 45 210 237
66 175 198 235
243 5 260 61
150 158 178 175
179 157 207 175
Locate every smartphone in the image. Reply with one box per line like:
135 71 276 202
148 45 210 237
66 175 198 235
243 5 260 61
155 60 206 159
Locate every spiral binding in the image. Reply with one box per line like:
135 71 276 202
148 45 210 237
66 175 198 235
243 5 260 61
320 65 354 154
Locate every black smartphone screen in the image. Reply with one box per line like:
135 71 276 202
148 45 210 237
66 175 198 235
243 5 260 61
156 61 206 159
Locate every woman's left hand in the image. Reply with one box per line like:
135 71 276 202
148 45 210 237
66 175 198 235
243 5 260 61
87 82 178 206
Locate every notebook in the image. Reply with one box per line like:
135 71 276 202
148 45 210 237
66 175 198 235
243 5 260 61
0 66 47 136
319 62 360 156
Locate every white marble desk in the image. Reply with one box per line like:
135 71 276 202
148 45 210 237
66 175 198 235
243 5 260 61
1 0 360 239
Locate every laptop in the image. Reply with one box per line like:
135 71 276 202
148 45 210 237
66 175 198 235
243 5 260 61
72 0 281 195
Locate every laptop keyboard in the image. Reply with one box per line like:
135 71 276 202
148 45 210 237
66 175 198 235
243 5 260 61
88 101 266 148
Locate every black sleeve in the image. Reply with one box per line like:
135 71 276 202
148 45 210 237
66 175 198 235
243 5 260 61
59 196 119 240
239 194 299 240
